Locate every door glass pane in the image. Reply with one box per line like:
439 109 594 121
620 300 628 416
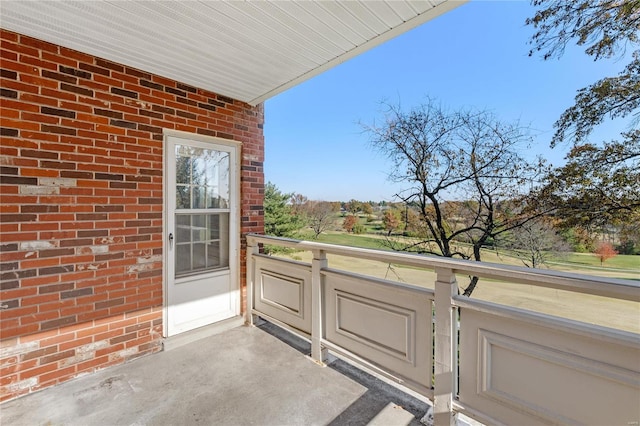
207 242 220 268
174 143 231 278
206 187 221 208
176 244 190 275
209 214 220 240
176 185 190 209
192 186 206 209
192 215 205 242
193 243 206 270
176 215 190 242
175 145 229 211
175 155 191 184
174 213 229 277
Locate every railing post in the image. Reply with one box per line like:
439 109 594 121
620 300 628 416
433 267 458 426
245 237 259 326
311 249 328 364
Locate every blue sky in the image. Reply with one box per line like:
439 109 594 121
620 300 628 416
263 1 631 202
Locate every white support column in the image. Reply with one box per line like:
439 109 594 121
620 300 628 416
311 249 328 364
433 267 458 426
245 238 259 326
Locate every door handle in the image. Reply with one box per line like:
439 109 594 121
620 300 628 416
168 232 173 248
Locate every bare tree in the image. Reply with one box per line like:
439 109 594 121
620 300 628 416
500 218 570 268
290 193 308 216
302 201 339 239
364 99 549 296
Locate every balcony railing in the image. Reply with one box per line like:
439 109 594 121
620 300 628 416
246 234 640 426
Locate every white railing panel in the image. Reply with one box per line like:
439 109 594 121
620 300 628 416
253 255 312 334
458 306 640 426
246 234 640 425
324 269 433 389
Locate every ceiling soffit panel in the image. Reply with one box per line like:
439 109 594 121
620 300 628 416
0 1 465 105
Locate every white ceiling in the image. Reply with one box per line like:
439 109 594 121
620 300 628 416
0 1 464 105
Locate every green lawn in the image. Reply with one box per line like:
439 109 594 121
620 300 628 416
293 230 639 279
552 252 640 270
279 237 640 333
297 231 390 250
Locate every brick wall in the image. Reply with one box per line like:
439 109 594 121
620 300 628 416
0 30 265 401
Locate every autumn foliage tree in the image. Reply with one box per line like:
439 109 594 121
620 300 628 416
527 0 640 148
527 1 640 230
343 215 358 233
346 200 362 215
594 241 618 266
382 210 402 236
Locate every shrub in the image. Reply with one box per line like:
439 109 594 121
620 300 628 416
353 223 366 234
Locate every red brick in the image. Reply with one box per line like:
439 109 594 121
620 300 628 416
1 117 39 131
1 30 264 402
21 346 57 362
1 30 19 42
77 355 109 372
58 101 92 114
76 324 108 339
77 309 109 323
95 343 123 358
1 98 40 112
1 286 38 300
20 257 60 270
0 41 38 58
124 335 153 349
40 332 77 348
60 304 94 317
40 349 75 365
20 74 59 89
59 47 94 63
38 365 76 384
1 324 40 340
20 36 58 53
41 52 77 68
0 47 18 62
19 362 58 380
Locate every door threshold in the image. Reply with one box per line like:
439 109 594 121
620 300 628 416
163 316 244 351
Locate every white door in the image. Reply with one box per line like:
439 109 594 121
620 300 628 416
165 133 240 336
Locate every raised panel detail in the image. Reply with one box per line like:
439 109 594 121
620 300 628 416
325 270 432 389
459 308 640 426
261 271 303 316
253 256 311 333
336 291 414 362
481 330 639 424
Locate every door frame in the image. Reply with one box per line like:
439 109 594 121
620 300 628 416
162 129 242 337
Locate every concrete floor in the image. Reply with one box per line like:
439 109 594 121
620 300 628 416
1 322 430 426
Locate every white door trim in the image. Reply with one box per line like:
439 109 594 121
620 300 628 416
162 129 242 337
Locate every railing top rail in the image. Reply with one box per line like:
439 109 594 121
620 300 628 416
454 296 640 346
246 233 640 302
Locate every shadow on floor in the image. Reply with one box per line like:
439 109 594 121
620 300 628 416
257 320 429 426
